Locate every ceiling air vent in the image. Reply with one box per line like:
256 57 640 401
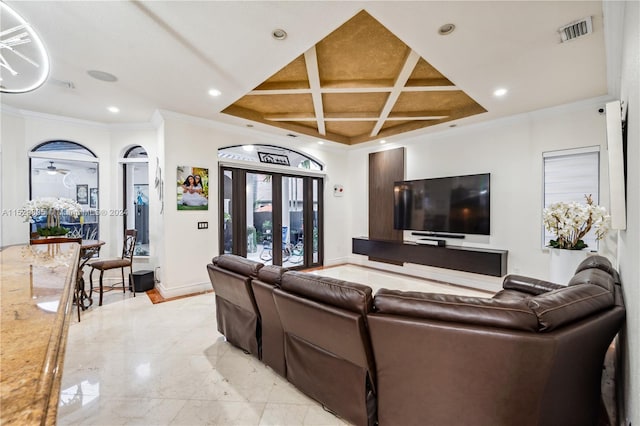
559 16 593 43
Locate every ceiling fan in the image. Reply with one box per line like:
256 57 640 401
35 161 71 175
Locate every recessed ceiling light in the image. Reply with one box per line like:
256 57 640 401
107 106 120 113
438 23 456 35
317 141 325 145
87 70 118 82
379 140 386 144
208 88 221 97
242 145 254 152
493 88 508 97
272 29 287 40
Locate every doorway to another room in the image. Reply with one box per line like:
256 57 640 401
218 145 324 269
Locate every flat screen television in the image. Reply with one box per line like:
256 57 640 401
393 173 490 235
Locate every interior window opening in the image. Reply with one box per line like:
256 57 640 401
29 140 99 239
122 146 150 256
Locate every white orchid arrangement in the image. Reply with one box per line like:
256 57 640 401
543 194 610 250
21 197 82 236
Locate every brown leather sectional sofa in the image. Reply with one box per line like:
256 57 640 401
207 255 625 426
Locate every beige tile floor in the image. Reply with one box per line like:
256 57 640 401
57 265 489 425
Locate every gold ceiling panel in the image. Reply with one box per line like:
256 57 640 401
380 120 412 131
256 55 309 90
326 121 376 139
322 92 388 113
222 10 486 145
233 94 314 115
315 11 409 84
406 58 454 87
393 91 486 115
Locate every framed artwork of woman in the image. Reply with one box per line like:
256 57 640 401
177 166 209 210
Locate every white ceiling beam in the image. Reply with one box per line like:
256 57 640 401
265 115 448 122
249 85 459 96
371 49 421 137
303 46 326 135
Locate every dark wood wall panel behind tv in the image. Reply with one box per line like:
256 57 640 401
369 148 404 264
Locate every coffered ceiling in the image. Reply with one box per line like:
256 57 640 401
0 1 611 147
223 11 486 145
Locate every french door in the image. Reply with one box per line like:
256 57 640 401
220 167 323 269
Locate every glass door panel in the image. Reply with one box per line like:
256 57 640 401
219 166 322 269
283 176 304 267
246 172 273 265
222 169 233 254
312 179 319 264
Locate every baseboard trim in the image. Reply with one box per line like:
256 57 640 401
155 281 212 299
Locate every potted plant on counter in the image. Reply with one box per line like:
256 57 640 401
21 197 82 238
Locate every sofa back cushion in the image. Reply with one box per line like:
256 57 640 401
257 264 285 287
527 282 614 331
207 264 257 312
281 271 373 315
213 254 263 278
574 255 614 276
274 272 377 425
568 268 615 292
373 289 539 331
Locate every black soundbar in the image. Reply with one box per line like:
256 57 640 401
411 231 465 239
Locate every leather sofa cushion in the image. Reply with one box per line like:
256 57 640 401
281 271 373 315
502 275 564 295
257 265 285 286
213 254 263 277
374 289 539 331
568 268 615 292
527 283 614 331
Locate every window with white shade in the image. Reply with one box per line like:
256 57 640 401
542 146 600 250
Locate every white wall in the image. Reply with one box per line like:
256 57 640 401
617 1 639 424
347 98 614 291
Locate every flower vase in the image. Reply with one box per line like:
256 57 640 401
549 248 588 285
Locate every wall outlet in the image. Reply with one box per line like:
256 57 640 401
197 221 208 229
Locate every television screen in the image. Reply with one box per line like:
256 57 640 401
393 173 490 235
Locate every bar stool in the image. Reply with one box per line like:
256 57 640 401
89 229 137 306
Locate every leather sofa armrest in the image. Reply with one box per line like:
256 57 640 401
502 275 564 295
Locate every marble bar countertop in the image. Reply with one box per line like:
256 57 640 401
0 243 79 425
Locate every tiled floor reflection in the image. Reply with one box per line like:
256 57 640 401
58 265 485 425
